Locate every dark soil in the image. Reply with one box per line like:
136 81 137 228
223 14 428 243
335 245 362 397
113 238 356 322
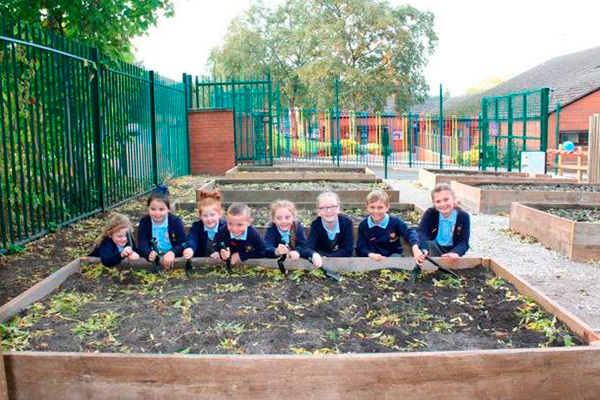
217 181 390 191
2 265 581 354
543 207 600 223
476 183 600 192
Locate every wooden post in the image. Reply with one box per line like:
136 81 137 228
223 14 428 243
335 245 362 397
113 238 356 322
557 144 563 176
589 114 600 183
0 345 9 400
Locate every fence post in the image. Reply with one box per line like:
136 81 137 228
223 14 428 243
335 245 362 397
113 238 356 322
439 84 443 169
90 48 104 211
267 73 273 165
540 87 550 152
554 103 561 173
149 71 158 185
182 73 191 174
335 78 340 167
382 126 390 179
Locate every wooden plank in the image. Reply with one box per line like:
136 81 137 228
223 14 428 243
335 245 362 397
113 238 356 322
0 346 8 400
0 259 81 323
5 347 600 400
176 201 414 212
489 259 600 343
208 189 400 203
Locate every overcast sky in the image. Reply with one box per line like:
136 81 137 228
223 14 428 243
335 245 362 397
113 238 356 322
132 0 600 96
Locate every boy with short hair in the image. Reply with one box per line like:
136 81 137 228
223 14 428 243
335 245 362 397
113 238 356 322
215 202 266 265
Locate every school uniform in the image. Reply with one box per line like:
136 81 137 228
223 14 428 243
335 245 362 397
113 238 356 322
356 214 420 257
90 237 138 267
214 225 266 261
137 213 187 260
186 219 227 257
418 207 470 256
264 222 313 259
305 214 354 257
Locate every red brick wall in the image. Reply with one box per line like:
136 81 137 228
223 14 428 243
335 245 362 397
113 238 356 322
548 88 600 150
188 109 235 175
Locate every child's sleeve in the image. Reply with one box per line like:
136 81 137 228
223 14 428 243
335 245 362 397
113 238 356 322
396 218 421 247
186 222 202 255
94 239 124 267
451 212 470 256
169 215 187 257
295 223 315 260
356 220 372 257
137 217 152 260
327 216 354 257
417 208 434 250
264 225 279 258
304 221 319 253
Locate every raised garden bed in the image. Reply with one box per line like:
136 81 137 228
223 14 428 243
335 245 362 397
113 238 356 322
418 168 573 190
198 179 399 203
510 203 600 261
1 256 599 399
452 181 600 214
225 165 377 181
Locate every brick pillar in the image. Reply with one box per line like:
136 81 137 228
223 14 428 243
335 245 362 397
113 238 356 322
188 109 235 175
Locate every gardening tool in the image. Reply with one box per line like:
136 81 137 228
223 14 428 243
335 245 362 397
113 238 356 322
150 237 163 273
321 267 341 282
181 243 193 276
424 255 460 279
125 229 135 267
409 264 421 286
277 239 287 275
218 241 232 273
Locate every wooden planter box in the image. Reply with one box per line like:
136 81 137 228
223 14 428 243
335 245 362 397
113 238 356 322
419 168 573 190
225 166 377 181
451 181 600 214
1 257 599 400
197 179 399 203
510 203 600 261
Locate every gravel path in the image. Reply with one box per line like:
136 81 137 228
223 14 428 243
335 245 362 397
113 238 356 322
387 179 600 332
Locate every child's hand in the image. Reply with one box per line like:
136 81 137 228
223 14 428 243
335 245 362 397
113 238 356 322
412 245 426 265
121 246 133 258
220 248 231 260
129 251 140 261
442 252 460 259
148 250 157 262
161 251 175 269
311 253 323 269
230 253 241 265
276 244 289 256
368 253 384 262
183 248 194 259
288 250 300 260
210 251 221 260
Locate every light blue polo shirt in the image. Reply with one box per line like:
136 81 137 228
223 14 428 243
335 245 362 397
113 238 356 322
435 210 457 247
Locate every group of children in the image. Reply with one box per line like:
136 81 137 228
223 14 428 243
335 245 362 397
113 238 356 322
91 182 471 272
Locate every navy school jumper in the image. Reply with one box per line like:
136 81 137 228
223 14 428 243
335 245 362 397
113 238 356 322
137 213 187 260
90 236 139 267
417 207 471 256
214 225 266 261
185 219 227 257
264 222 313 259
305 214 354 257
356 215 421 257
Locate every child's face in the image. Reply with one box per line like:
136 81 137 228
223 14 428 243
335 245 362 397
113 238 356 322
318 196 340 224
366 200 389 223
433 190 456 216
273 207 294 231
227 212 251 238
110 226 129 247
200 205 221 229
148 199 169 224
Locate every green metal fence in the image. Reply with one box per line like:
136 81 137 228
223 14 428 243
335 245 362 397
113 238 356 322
0 18 189 253
189 76 273 166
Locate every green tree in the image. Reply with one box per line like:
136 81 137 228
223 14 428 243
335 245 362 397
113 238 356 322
208 0 437 111
0 0 174 60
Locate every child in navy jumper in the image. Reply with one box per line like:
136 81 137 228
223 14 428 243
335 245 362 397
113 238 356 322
357 190 426 265
183 190 227 260
264 200 314 263
137 185 187 270
418 183 470 258
305 192 354 268
90 213 140 267
216 202 266 266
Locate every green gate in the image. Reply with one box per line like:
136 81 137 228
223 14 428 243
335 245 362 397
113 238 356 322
481 88 549 171
192 76 274 166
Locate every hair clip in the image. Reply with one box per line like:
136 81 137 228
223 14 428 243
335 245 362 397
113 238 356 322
154 184 169 196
